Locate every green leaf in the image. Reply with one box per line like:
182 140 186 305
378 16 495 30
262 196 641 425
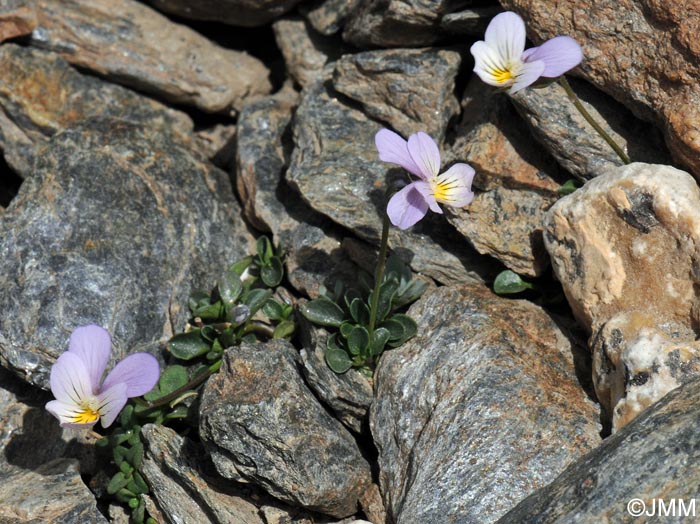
347 326 370 356
120 461 134 475
242 288 273 316
300 296 345 327
349 298 370 325
115 488 138 504
384 254 412 285
219 268 244 305
219 326 238 347
230 256 253 277
226 304 250 325
263 299 284 320
192 300 225 321
107 472 131 495
493 270 534 295
133 498 146 524
325 340 353 373
164 405 189 420
383 314 418 347
273 320 295 339
119 404 135 428
188 290 210 314
149 365 188 401
113 445 129 466
370 327 391 357
375 279 400 322
256 236 274 264
393 279 428 310
260 257 284 287
169 331 212 361
558 179 580 196
128 442 144 470
339 321 354 339
241 333 257 344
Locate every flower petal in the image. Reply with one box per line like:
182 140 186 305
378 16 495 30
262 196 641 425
50 352 94 404
101 352 160 397
471 41 516 87
96 382 128 428
407 132 441 180
433 163 476 207
68 325 111 393
522 36 583 77
509 59 546 93
45 399 99 429
375 128 424 178
484 11 526 65
387 182 430 230
412 179 442 214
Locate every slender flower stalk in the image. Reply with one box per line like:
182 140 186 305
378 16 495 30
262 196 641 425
45 325 160 429
368 211 391 335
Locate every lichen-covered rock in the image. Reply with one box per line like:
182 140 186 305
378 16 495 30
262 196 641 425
445 79 562 277
333 48 460 140
510 77 670 179
30 0 271 113
140 424 264 524
287 74 494 286
0 120 254 388
147 0 305 27
199 341 372 518
0 44 192 179
545 163 700 430
0 0 36 42
497 375 700 523
0 459 108 523
372 284 600 524
500 0 700 180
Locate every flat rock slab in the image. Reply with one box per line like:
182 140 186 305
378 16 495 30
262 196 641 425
500 0 700 180
0 459 108 523
0 44 192 179
497 375 700 523
545 162 700 430
333 48 460 140
147 0 305 27
0 120 254 388
0 0 36 42
372 283 600 524
30 0 271 113
287 75 494 286
199 341 372 518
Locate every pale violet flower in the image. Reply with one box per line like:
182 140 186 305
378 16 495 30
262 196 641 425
470 11 582 93
45 325 160 429
376 129 475 230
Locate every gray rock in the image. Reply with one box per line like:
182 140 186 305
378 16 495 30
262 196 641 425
0 120 254 388
298 321 373 433
199 341 372 518
30 0 271 113
0 459 108 523
0 0 36 42
147 0 305 27
440 6 500 36
301 0 362 35
140 424 264 524
333 48 460 141
497 375 700 524
372 284 600 524
0 44 193 179
235 89 360 298
445 79 562 277
286 75 494 286
195 123 238 169
510 77 671 179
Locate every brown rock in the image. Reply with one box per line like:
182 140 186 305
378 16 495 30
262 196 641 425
545 162 700 430
30 0 271 113
147 0 305 27
499 0 700 180
302 0 362 35
0 0 36 42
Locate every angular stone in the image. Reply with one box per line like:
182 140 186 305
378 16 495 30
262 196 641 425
298 321 373 433
30 0 271 113
287 75 494 286
147 0 305 27
302 0 362 35
510 77 671 179
0 120 254 388
499 0 700 180
195 123 237 169
199 341 372 518
372 284 600 524
333 48 460 141
273 17 339 89
440 6 499 36
545 163 700 430
235 90 360 298
140 424 264 524
0 44 193 179
0 0 36 42
445 79 562 276
497 375 700 523
0 459 108 523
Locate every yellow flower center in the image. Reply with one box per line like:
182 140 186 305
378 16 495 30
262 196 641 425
492 67 514 84
73 405 100 424
432 179 457 203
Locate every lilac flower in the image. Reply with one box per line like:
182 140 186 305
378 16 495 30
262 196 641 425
470 11 583 94
376 129 475 230
45 325 160 429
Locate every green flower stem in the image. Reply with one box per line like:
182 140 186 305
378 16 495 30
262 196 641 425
144 360 221 410
368 212 391 334
239 321 275 338
558 76 631 165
